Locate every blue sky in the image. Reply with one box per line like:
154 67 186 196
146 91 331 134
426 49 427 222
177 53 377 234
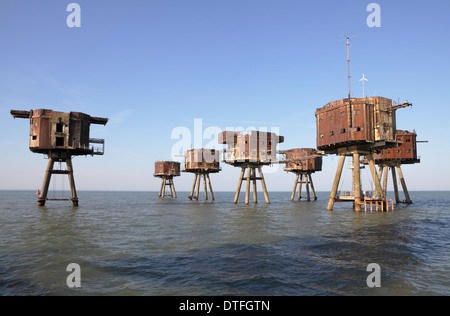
1 0 449 192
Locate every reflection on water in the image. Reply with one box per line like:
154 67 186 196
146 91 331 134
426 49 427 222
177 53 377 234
0 191 449 295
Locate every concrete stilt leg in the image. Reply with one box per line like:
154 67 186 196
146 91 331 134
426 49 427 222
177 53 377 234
291 173 299 201
382 165 389 198
171 178 177 198
162 176 166 198
38 157 55 207
234 167 245 204
189 174 198 200
306 173 311 202
396 165 412 204
298 174 303 201
207 174 215 201
258 167 270 204
367 154 384 200
195 172 201 201
391 167 400 204
252 168 258 204
159 177 165 198
309 174 317 201
203 174 208 200
245 167 251 205
66 158 78 206
327 155 346 211
353 153 362 212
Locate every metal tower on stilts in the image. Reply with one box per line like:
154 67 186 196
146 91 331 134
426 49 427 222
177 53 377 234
369 130 426 205
219 131 284 205
11 109 108 207
154 161 180 198
316 98 411 212
315 38 414 212
182 149 221 201
280 148 323 201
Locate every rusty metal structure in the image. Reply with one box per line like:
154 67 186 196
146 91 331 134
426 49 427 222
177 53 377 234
182 149 221 201
315 97 411 211
369 130 425 205
154 161 181 198
219 130 284 204
11 109 108 206
280 148 323 201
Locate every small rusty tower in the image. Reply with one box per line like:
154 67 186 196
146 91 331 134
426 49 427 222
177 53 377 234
315 98 411 211
154 161 181 198
219 130 284 204
370 130 425 205
11 109 108 206
182 149 221 201
280 148 323 201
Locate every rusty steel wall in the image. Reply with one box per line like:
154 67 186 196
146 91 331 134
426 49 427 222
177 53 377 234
316 97 396 152
373 130 419 164
69 112 91 150
154 161 181 177
16 109 108 156
218 131 239 145
220 130 284 164
184 149 220 171
51 111 71 149
29 109 52 150
283 148 323 172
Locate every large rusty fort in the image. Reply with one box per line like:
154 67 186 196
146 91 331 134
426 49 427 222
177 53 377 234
315 97 415 212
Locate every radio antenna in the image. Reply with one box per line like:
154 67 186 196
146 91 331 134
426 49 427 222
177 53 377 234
346 37 352 98
340 35 357 99
340 35 357 127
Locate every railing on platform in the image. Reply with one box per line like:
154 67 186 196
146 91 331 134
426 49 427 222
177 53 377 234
89 138 105 155
337 191 374 199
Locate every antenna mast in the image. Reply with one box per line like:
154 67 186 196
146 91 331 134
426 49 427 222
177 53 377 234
346 37 352 99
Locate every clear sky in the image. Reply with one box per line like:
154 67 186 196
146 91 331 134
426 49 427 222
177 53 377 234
1 0 449 192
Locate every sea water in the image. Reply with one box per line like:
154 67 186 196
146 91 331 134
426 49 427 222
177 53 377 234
0 191 449 296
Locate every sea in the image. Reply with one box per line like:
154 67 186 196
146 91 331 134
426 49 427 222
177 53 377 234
0 190 449 296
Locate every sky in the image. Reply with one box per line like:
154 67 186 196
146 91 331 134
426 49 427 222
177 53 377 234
0 0 449 193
